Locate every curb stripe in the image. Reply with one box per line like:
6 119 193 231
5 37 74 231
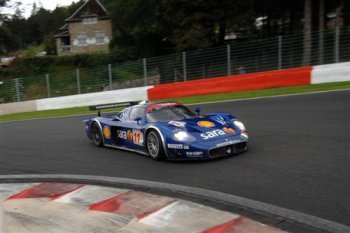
8 183 85 200
89 190 176 218
202 216 290 233
1 175 348 233
202 217 243 233
136 200 177 220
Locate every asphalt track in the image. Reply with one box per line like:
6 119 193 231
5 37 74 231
1 90 349 226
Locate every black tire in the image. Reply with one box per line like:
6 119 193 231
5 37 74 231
91 122 103 147
146 130 165 160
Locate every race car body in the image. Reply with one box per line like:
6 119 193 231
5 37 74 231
83 101 248 160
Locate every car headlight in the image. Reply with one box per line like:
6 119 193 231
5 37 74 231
234 120 246 131
173 130 195 142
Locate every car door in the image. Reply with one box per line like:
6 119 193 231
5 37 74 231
109 107 147 152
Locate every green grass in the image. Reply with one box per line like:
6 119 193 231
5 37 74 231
1 107 91 122
1 82 350 122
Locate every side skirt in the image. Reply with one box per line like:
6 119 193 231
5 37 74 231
104 144 149 156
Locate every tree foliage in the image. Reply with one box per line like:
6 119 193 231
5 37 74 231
106 0 167 58
0 0 348 58
0 1 83 54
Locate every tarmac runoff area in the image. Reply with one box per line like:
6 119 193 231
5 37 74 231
1 176 349 233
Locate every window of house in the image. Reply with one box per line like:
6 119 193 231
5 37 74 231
77 33 87 46
95 32 106 44
82 17 97 24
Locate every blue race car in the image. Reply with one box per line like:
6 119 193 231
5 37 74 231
83 101 248 160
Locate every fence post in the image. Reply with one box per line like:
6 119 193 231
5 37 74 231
45 74 50 98
15 78 20 102
76 68 81 94
227 44 231 75
182 51 187 81
108 64 113 90
278 36 282 70
335 26 340 63
174 69 177 82
143 58 147 86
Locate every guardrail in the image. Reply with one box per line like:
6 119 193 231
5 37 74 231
0 26 349 104
1 61 349 115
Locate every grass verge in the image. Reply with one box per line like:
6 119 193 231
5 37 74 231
1 82 350 122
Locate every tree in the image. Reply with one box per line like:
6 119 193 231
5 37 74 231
344 0 350 26
31 2 39 16
302 0 312 66
0 25 16 53
107 0 168 58
158 0 256 51
43 33 56 55
254 0 304 37
318 0 325 64
0 0 7 20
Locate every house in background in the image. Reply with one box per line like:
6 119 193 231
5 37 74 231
54 0 112 55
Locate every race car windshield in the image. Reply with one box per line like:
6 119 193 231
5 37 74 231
146 105 196 122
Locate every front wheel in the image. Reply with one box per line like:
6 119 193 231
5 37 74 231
91 122 103 147
146 130 165 160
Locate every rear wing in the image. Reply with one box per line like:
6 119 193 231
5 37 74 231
89 101 147 116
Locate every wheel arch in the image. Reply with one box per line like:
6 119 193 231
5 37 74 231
145 126 169 158
91 119 105 145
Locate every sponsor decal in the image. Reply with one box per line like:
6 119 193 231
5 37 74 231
168 121 186 128
126 129 144 146
200 129 226 140
167 144 190 149
103 126 111 139
216 140 241 147
132 129 144 146
215 116 227 126
223 127 235 134
117 130 127 140
197 121 215 128
186 151 203 157
127 130 133 141
168 144 184 149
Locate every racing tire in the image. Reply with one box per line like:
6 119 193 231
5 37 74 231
146 130 165 160
92 122 103 147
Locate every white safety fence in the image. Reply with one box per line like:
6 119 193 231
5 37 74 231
1 62 350 116
311 62 350 84
0 86 152 115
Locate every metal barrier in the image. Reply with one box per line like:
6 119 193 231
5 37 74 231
0 26 349 104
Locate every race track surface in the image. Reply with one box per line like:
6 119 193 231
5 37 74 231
1 90 349 226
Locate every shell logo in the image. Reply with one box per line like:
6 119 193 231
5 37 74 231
197 121 215 128
103 126 111 139
223 127 235 134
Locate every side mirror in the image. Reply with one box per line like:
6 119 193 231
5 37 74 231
135 117 143 125
195 107 201 116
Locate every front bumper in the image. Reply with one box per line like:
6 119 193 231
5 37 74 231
165 134 248 160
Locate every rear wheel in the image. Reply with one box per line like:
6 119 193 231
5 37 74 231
92 122 103 147
146 130 165 160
